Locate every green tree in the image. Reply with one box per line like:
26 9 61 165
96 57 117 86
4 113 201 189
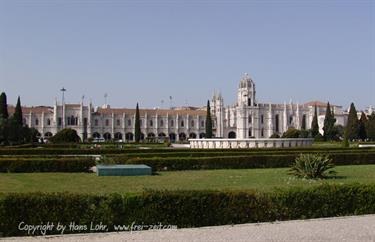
282 127 300 138
345 103 359 141
311 105 320 138
0 92 9 119
205 100 213 138
49 128 81 143
358 112 368 141
134 103 141 143
13 96 23 126
323 102 336 141
366 113 375 141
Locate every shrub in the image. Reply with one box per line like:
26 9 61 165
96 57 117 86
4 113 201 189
0 157 95 172
289 154 336 179
282 128 300 138
1 184 375 236
49 129 81 144
269 133 280 138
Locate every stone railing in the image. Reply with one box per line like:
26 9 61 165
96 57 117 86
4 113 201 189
189 138 314 149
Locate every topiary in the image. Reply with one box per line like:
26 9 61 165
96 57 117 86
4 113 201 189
49 128 81 143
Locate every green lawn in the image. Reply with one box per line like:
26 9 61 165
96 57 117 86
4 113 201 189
1 165 375 194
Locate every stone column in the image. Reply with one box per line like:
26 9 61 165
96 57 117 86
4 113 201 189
268 103 273 137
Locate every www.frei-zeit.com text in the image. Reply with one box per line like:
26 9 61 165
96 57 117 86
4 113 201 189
18 221 178 235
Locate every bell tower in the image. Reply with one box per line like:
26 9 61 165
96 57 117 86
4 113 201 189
237 73 256 107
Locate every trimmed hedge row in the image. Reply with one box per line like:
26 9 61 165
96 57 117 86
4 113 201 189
111 149 375 161
0 158 95 172
1 184 375 236
1 151 374 172
124 152 375 171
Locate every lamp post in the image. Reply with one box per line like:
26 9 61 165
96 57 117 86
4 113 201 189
60 87 67 128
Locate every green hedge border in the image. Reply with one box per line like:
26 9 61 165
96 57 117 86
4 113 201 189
1 184 375 237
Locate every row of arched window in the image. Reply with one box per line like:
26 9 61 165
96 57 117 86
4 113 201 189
91 132 207 141
92 118 206 128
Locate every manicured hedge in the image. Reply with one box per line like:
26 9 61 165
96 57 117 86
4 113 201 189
0 158 95 172
1 184 375 236
124 152 375 171
110 149 375 161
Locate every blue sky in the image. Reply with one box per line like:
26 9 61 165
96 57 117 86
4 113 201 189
0 0 374 110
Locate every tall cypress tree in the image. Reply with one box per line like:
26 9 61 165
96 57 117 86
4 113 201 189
0 92 9 119
134 103 141 143
358 111 368 141
366 113 375 141
311 105 319 137
345 102 359 141
323 102 336 141
13 96 23 126
205 100 213 138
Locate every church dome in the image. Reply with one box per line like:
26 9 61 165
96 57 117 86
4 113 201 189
239 73 255 88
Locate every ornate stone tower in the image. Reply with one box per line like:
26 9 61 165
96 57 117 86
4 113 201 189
236 73 256 139
212 91 224 137
237 73 256 107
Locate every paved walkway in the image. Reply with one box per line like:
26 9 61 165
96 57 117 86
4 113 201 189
2 215 375 242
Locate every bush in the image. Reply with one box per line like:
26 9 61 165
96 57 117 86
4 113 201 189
1 184 375 236
269 133 280 138
289 154 336 179
124 152 375 171
282 128 300 138
49 129 81 144
0 157 95 172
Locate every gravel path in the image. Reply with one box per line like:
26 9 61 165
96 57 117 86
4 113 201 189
2 215 375 242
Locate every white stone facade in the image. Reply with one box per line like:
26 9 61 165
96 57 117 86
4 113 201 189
11 73 370 142
211 74 348 139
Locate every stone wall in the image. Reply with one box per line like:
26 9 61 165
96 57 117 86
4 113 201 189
189 138 314 149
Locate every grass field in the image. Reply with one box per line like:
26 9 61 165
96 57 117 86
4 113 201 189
1 165 375 194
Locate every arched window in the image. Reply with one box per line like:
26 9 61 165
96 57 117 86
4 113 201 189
248 98 251 106
35 119 39 126
189 133 197 138
261 128 264 137
179 133 187 141
117 119 120 126
191 120 194 127
228 131 236 139
248 115 252 124
261 115 264 124
125 132 133 141
160 119 164 127
149 120 153 127
94 119 99 126
47 118 51 126
67 117 71 125
114 132 123 140
201 120 205 127
181 120 184 127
